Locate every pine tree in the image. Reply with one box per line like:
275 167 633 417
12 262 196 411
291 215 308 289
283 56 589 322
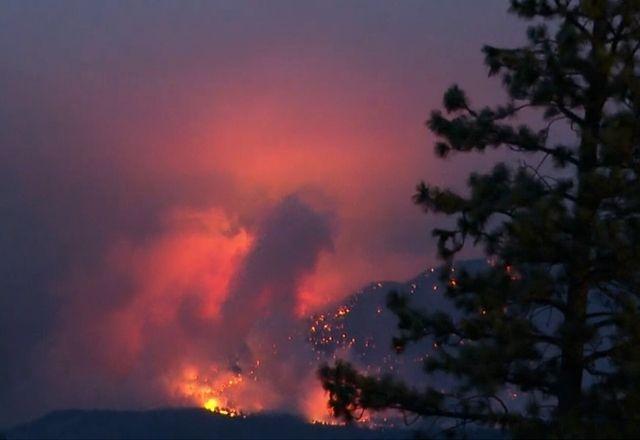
319 0 640 437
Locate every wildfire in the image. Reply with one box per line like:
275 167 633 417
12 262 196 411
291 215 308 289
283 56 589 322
169 365 251 417
203 397 243 418
203 397 220 411
162 261 473 428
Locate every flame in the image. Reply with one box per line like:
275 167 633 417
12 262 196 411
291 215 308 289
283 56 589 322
49 204 426 427
203 398 243 418
167 365 247 414
203 398 220 412
165 362 286 419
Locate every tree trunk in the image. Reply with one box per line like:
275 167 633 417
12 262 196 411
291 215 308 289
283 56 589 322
557 16 609 419
558 281 588 417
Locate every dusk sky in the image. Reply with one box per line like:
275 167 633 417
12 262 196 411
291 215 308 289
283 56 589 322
0 0 526 427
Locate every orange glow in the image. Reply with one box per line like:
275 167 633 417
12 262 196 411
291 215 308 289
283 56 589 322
169 365 248 417
302 383 341 425
0 2 530 429
50 208 254 378
203 398 243 418
39 49 451 426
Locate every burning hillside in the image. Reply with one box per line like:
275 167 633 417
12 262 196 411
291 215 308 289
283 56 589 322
162 258 497 427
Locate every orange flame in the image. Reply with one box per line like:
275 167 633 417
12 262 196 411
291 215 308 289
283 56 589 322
169 365 249 417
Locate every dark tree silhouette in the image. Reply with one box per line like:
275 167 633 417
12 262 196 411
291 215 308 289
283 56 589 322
320 0 640 437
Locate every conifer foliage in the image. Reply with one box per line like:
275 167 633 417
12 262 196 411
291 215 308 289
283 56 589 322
319 1 640 436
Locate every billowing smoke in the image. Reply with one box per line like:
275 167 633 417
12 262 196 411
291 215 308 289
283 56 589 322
219 195 334 346
214 195 334 411
0 0 523 428
34 194 335 420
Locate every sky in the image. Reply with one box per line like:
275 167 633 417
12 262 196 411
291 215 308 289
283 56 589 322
0 0 526 427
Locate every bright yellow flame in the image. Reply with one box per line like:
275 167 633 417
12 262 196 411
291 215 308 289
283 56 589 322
204 398 220 412
203 398 243 418
169 365 256 419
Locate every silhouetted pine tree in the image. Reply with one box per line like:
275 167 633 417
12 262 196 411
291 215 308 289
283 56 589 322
320 0 640 437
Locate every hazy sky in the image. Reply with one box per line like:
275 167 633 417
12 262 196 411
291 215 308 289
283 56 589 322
0 0 526 427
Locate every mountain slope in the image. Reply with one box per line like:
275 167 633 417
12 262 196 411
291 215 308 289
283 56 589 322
5 408 409 440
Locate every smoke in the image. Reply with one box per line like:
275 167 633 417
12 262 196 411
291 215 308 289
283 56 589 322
3 194 332 424
0 0 524 427
220 195 334 341
213 195 335 411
